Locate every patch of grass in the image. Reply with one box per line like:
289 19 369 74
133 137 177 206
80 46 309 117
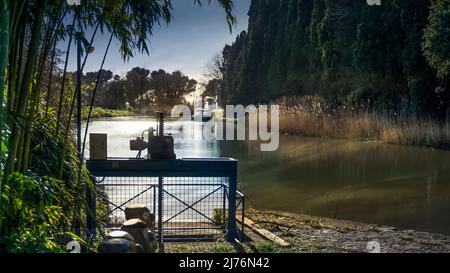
303 216 322 229
168 244 215 253
212 244 236 253
212 209 226 226
256 241 278 252
167 243 237 253
246 241 289 253
169 245 197 253
82 107 135 119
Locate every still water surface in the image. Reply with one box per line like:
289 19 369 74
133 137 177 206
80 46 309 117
84 117 450 235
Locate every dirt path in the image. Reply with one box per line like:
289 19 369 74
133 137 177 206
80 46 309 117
245 209 450 253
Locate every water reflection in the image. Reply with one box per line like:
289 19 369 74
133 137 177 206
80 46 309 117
84 117 450 235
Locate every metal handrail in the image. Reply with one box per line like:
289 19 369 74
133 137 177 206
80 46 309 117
97 181 246 238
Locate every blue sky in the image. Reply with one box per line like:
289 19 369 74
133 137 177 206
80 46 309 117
67 0 251 82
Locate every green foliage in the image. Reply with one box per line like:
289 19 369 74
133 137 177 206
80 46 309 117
251 241 287 253
81 107 134 119
222 0 450 118
150 69 197 111
423 0 450 79
78 68 196 114
0 1 8 149
213 209 226 226
29 108 87 183
0 107 91 253
212 244 235 253
203 79 222 99
0 173 73 253
93 75 127 110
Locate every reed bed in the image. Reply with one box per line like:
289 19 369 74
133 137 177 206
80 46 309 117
275 96 450 149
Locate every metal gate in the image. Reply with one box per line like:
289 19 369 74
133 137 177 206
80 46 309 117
87 158 244 252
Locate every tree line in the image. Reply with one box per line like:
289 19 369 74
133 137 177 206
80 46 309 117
74 68 197 114
206 0 450 119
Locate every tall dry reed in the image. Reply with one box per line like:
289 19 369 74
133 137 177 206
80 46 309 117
274 96 450 149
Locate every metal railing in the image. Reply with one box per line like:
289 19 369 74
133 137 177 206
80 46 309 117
87 158 244 252
96 178 246 239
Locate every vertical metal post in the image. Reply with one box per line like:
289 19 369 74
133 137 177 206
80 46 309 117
158 112 164 136
226 173 238 242
153 185 156 226
157 112 165 252
222 184 226 228
241 197 245 241
158 176 164 253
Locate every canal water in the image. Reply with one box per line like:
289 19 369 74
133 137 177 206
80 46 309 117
84 117 450 235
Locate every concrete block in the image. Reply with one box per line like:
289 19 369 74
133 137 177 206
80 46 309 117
125 205 155 230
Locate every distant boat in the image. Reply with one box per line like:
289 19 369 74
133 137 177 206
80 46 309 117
192 108 212 122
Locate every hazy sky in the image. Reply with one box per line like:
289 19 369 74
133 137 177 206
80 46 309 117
67 0 251 82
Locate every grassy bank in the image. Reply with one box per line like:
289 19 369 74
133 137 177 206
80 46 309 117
82 107 135 119
276 96 450 149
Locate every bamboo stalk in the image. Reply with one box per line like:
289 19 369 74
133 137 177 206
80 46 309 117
21 4 65 171
55 15 76 137
44 38 58 117
6 0 48 175
6 25 16 121
8 0 26 51
58 81 78 179
72 32 114 233
11 19 25 114
56 20 101 179
81 32 114 161
45 8 69 118
0 1 9 143
0 0 10 235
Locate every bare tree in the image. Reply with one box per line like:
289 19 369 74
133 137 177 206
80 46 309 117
205 51 226 81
